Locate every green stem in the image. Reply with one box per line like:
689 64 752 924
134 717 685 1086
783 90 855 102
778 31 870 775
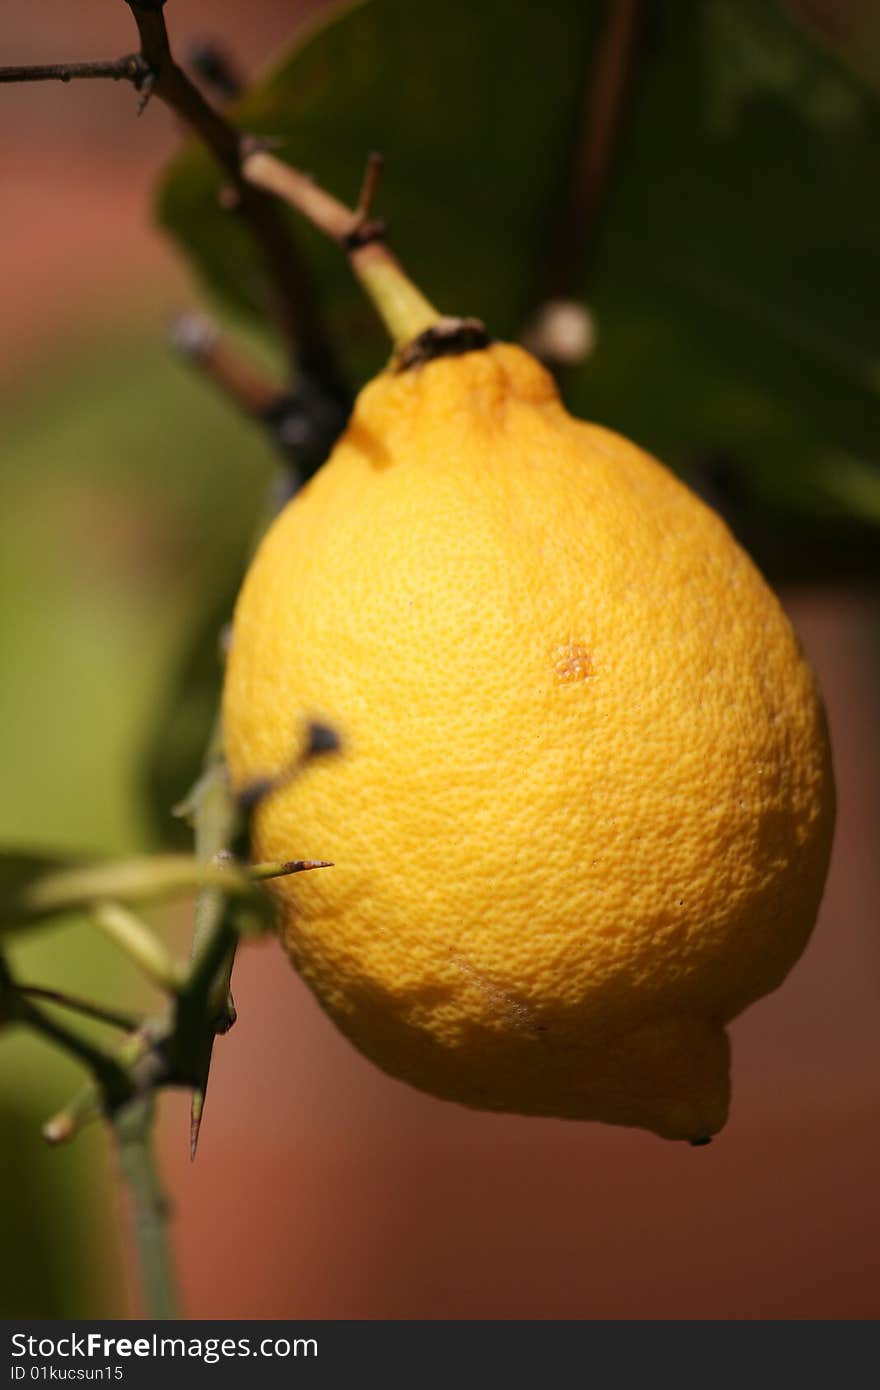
18 983 142 1033
179 720 241 1153
189 721 241 1023
114 1098 179 1319
350 243 440 349
241 149 443 351
185 915 238 1015
91 900 183 992
15 853 255 925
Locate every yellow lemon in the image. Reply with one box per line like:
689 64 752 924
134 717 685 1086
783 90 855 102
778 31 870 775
223 338 834 1141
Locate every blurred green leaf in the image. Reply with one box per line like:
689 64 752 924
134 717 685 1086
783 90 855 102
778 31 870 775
0 1100 118 1317
0 850 83 898
781 0 880 93
0 851 85 935
0 851 270 933
158 0 603 377
158 0 880 551
572 0 880 545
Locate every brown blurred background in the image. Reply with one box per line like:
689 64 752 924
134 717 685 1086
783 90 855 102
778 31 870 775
1 0 878 1321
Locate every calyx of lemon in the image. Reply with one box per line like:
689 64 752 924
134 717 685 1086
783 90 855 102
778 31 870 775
222 248 835 1143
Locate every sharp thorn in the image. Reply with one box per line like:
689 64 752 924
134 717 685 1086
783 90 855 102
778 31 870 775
190 1090 205 1161
249 858 333 881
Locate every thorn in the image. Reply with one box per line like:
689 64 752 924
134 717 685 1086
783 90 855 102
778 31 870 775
249 858 333 881
341 153 388 251
190 1089 205 1161
135 68 156 116
215 992 237 1034
355 150 385 223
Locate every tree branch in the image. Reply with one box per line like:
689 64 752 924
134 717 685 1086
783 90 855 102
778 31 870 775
124 0 342 390
170 312 285 419
10 992 132 1108
242 149 444 350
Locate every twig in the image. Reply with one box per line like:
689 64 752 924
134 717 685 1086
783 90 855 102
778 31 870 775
170 312 285 419
242 149 440 348
170 312 350 487
242 147 380 246
16 984 141 1033
10 992 131 1108
114 1098 179 1319
91 901 184 993
354 151 386 227
124 0 341 388
541 0 647 300
0 56 148 85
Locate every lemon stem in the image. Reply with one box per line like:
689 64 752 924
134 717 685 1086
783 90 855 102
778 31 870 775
242 148 443 351
90 900 184 993
350 243 442 348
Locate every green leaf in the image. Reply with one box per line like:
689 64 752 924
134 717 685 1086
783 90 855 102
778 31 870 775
157 0 605 378
0 851 86 935
570 0 880 544
783 0 880 93
157 0 880 553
